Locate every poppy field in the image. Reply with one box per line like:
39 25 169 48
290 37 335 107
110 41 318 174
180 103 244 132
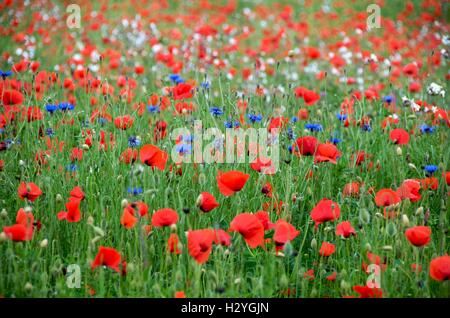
0 0 449 298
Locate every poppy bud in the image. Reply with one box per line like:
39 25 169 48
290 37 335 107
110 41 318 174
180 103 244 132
310 288 318 297
279 274 288 289
396 146 402 156
359 209 370 224
170 224 177 232
234 278 241 284
340 280 350 291
316 109 323 117
306 187 312 196
82 144 90 150
408 163 417 169
0 232 7 242
375 212 384 219
24 206 32 213
401 214 410 227
127 262 135 273
310 238 317 249
276 252 285 257
365 243 372 251
198 173 206 185
415 206 424 215
283 241 293 256
121 199 129 208
0 209 7 219
87 216 94 225
224 249 231 256
324 226 333 233
386 222 397 236
25 282 33 291
56 194 63 203
382 245 393 251
19 160 26 167
40 239 48 248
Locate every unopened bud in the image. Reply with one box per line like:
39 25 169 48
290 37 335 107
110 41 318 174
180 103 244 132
40 239 48 248
87 216 94 225
121 199 129 208
24 282 33 291
401 214 410 227
415 206 424 216
56 194 63 203
0 209 7 219
396 146 402 156
311 238 317 249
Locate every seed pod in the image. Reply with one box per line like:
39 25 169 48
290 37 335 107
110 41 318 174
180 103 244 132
386 222 397 237
359 209 371 224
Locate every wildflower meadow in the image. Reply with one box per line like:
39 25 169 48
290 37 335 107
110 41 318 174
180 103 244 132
0 0 449 299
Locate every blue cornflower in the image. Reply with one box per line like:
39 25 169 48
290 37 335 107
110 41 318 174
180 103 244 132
383 95 394 104
176 143 192 154
287 127 296 140
128 136 141 148
419 124 436 134
361 124 372 132
287 145 293 153
224 120 233 128
0 70 12 79
58 102 74 111
98 117 108 126
66 164 78 172
169 74 185 84
329 137 342 144
336 113 347 121
81 120 90 128
291 116 298 123
45 128 54 137
424 165 438 175
182 134 194 143
201 81 210 89
210 107 224 116
147 105 160 113
305 123 323 132
127 187 143 196
247 114 263 123
45 104 58 114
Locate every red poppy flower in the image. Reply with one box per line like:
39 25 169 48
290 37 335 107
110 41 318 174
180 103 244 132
402 62 418 77
119 148 138 164
254 211 275 230
250 157 276 174
70 148 83 162
429 255 450 281
310 198 341 227
69 186 85 202
314 143 341 164
319 242 335 257
396 179 421 202
91 246 124 273
151 208 178 227
114 115 134 130
353 285 383 298
389 128 410 145
326 272 337 281
342 182 360 197
293 136 318 156
57 200 81 222
420 177 438 190
273 219 300 251
2 89 24 105
172 83 194 100
139 144 168 171
229 213 265 248
174 291 186 298
120 205 138 229
216 170 249 196
167 233 182 254
405 226 431 247
196 192 219 212
374 188 401 207
336 221 356 238
294 87 320 105
261 182 273 198
214 229 231 246
3 224 28 241
17 182 42 202
187 229 215 264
